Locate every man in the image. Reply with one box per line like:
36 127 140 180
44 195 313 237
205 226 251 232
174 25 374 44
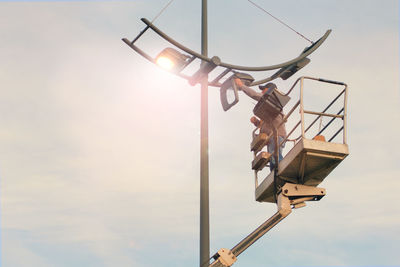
235 78 287 170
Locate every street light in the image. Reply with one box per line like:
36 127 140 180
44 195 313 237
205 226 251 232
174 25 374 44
155 47 190 73
220 73 254 111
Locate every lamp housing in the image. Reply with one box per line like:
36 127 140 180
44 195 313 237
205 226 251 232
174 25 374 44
220 73 254 111
155 47 189 73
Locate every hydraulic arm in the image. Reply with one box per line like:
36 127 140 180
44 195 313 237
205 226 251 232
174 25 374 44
208 183 326 267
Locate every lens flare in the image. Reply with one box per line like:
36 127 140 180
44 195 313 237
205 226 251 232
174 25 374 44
156 56 175 70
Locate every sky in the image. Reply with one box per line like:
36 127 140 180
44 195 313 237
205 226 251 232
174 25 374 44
0 0 399 266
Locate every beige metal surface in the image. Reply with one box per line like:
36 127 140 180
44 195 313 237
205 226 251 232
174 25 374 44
279 138 348 185
255 170 276 203
255 138 348 203
215 248 236 267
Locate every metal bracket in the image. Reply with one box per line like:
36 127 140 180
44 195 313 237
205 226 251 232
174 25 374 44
212 248 237 267
279 183 326 209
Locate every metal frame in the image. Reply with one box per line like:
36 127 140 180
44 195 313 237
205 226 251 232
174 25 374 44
122 18 332 87
252 76 348 194
285 76 348 145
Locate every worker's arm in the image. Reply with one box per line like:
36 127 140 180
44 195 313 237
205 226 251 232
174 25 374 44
235 78 262 101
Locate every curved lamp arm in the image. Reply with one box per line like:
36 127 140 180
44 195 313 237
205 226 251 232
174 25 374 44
140 18 331 72
122 18 331 88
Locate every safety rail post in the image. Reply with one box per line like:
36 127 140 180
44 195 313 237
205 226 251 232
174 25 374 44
300 77 306 139
343 84 348 144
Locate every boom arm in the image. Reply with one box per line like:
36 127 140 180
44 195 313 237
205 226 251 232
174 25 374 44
209 183 326 267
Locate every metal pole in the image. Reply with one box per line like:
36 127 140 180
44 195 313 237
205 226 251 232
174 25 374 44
200 0 209 267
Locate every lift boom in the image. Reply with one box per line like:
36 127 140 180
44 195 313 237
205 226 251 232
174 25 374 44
209 183 326 267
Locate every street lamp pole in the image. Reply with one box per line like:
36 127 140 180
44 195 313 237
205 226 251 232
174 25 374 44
200 0 209 267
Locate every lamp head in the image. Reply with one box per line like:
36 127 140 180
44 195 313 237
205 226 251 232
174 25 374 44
155 47 189 73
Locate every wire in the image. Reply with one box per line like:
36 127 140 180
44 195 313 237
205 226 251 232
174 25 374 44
151 0 175 24
247 0 313 44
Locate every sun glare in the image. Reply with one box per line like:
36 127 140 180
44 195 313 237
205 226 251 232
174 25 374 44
156 56 174 70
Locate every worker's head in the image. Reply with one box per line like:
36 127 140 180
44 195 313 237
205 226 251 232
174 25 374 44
259 82 277 94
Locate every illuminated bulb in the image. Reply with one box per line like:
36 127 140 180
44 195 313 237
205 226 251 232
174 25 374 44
156 56 175 70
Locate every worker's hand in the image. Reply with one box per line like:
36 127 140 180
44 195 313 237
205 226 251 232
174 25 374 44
234 78 244 88
250 116 261 127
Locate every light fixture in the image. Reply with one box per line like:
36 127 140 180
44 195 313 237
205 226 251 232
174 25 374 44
156 56 175 70
278 57 310 80
155 47 190 73
220 73 254 111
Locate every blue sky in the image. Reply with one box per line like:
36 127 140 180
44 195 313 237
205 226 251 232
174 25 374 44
0 0 399 266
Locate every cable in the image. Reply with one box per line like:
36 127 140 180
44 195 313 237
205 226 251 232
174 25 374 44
151 0 175 24
247 0 313 44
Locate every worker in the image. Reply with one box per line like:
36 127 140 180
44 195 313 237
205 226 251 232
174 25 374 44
235 78 287 171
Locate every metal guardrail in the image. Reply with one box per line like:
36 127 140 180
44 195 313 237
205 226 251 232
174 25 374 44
252 76 348 190
280 76 348 149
